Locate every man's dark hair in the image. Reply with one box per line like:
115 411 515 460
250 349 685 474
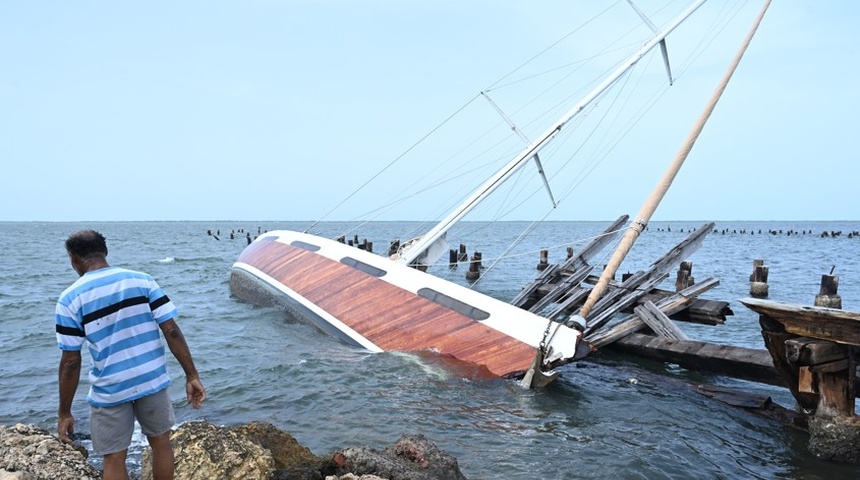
65 230 108 260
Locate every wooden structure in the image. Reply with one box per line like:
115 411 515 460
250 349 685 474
743 298 859 416
512 218 733 334
742 297 860 462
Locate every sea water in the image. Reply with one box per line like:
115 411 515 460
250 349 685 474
2 220 859 479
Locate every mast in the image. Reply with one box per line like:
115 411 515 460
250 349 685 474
575 0 773 324
397 0 708 266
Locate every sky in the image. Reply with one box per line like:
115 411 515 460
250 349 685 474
1 1 858 222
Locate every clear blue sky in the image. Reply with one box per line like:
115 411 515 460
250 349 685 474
2 1 857 222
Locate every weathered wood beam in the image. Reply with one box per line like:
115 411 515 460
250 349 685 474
585 278 719 347
605 333 784 387
634 300 689 340
741 298 860 346
511 263 560 308
582 223 714 332
512 215 628 309
581 272 669 334
528 265 594 314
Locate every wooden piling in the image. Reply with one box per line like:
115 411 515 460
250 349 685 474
458 244 468 262
815 273 842 309
675 261 694 291
466 252 481 281
537 249 549 270
750 259 769 298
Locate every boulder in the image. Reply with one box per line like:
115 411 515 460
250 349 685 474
322 434 467 480
0 423 99 480
141 420 274 480
231 421 322 480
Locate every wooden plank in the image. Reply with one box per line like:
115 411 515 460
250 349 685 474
583 272 668 334
511 263 560 308
606 333 784 387
585 278 719 347
634 300 689 340
785 337 848 366
741 298 860 346
559 215 629 272
528 265 594 314
696 384 773 409
513 215 628 309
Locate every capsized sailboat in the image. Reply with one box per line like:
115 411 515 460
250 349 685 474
230 0 768 387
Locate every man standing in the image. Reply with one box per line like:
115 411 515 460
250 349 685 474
56 229 205 480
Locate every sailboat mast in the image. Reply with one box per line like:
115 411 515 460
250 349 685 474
577 0 773 322
397 0 708 266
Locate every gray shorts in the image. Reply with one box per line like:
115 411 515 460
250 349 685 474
90 388 175 455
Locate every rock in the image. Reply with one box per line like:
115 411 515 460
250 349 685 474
231 422 322 480
3 420 466 480
808 416 860 463
322 434 467 480
141 421 274 480
0 423 100 480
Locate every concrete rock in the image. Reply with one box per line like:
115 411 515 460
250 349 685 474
0 424 99 480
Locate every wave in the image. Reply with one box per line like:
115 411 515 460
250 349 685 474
155 256 226 264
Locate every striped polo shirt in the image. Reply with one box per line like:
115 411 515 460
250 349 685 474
56 266 178 407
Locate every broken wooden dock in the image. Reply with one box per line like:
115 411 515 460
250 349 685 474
509 218 860 462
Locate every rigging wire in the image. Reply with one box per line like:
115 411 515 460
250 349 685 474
305 93 482 234
314 0 755 277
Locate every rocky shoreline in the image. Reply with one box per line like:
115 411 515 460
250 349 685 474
0 421 467 480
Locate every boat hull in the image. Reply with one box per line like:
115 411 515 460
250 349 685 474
230 230 583 379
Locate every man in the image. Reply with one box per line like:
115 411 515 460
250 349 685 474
56 229 206 480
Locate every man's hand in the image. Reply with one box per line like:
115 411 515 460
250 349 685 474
186 377 206 409
58 413 75 444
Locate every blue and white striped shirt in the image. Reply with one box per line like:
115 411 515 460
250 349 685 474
56 266 178 407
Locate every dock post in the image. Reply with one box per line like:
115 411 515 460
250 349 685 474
566 246 573 261
466 252 481 281
815 272 842 309
750 259 769 298
458 244 468 262
448 249 457 267
537 249 549 270
675 261 694 291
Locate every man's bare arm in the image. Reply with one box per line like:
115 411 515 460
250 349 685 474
57 350 81 443
159 319 206 408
